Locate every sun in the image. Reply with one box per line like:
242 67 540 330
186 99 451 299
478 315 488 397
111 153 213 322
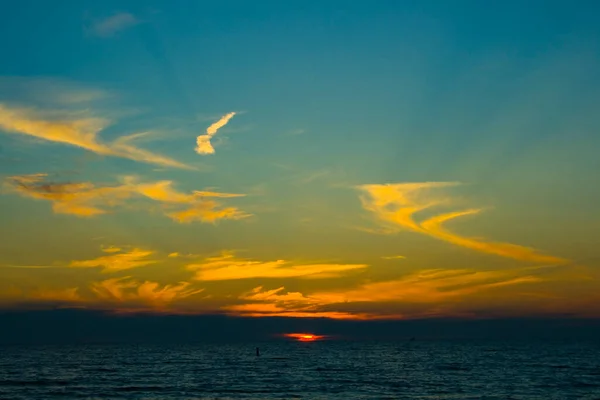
282 333 327 342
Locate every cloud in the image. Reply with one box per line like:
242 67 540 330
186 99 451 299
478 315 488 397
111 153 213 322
195 112 236 155
223 286 357 319
187 252 367 281
70 248 156 273
283 128 305 136
382 255 406 260
4 174 250 223
357 182 566 264
168 203 248 223
91 277 203 308
313 268 544 305
0 104 192 169
0 77 108 105
89 12 140 37
223 266 547 319
4 174 132 216
101 246 122 253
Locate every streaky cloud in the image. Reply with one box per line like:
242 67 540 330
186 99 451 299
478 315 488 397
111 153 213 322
70 248 156 273
0 104 193 170
357 182 566 264
0 76 108 105
224 267 548 319
187 252 367 281
312 268 544 304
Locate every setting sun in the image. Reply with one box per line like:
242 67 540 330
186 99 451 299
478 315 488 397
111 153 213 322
282 333 327 342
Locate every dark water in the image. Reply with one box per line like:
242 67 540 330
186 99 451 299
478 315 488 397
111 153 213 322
1 341 599 399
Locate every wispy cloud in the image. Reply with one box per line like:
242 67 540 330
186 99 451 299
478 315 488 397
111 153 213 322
313 268 544 305
187 252 367 281
0 77 108 105
382 255 406 260
70 248 156 273
4 174 250 223
195 112 236 155
101 246 122 253
91 277 203 308
282 128 305 136
357 182 566 264
224 266 548 319
0 104 192 169
89 12 141 37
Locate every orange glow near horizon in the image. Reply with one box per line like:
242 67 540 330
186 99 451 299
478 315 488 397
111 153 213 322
282 333 327 342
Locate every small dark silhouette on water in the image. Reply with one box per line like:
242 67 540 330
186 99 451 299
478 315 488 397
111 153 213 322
256 347 260 357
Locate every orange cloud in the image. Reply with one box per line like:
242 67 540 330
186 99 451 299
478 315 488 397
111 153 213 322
90 277 203 308
223 266 548 319
223 287 357 319
4 174 249 224
187 252 367 281
357 182 566 264
70 248 156 273
0 104 192 169
312 268 544 304
195 112 236 155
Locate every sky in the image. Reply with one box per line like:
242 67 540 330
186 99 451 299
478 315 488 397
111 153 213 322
1 0 600 324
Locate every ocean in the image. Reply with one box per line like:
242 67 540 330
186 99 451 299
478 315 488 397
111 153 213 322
1 340 599 399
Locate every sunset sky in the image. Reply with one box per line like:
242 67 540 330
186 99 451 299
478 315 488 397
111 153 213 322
1 0 599 322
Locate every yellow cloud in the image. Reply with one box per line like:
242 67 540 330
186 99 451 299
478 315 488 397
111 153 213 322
90 277 203 308
187 252 367 281
4 174 250 224
0 104 192 169
195 112 236 155
70 248 156 273
357 182 566 264
168 202 249 223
